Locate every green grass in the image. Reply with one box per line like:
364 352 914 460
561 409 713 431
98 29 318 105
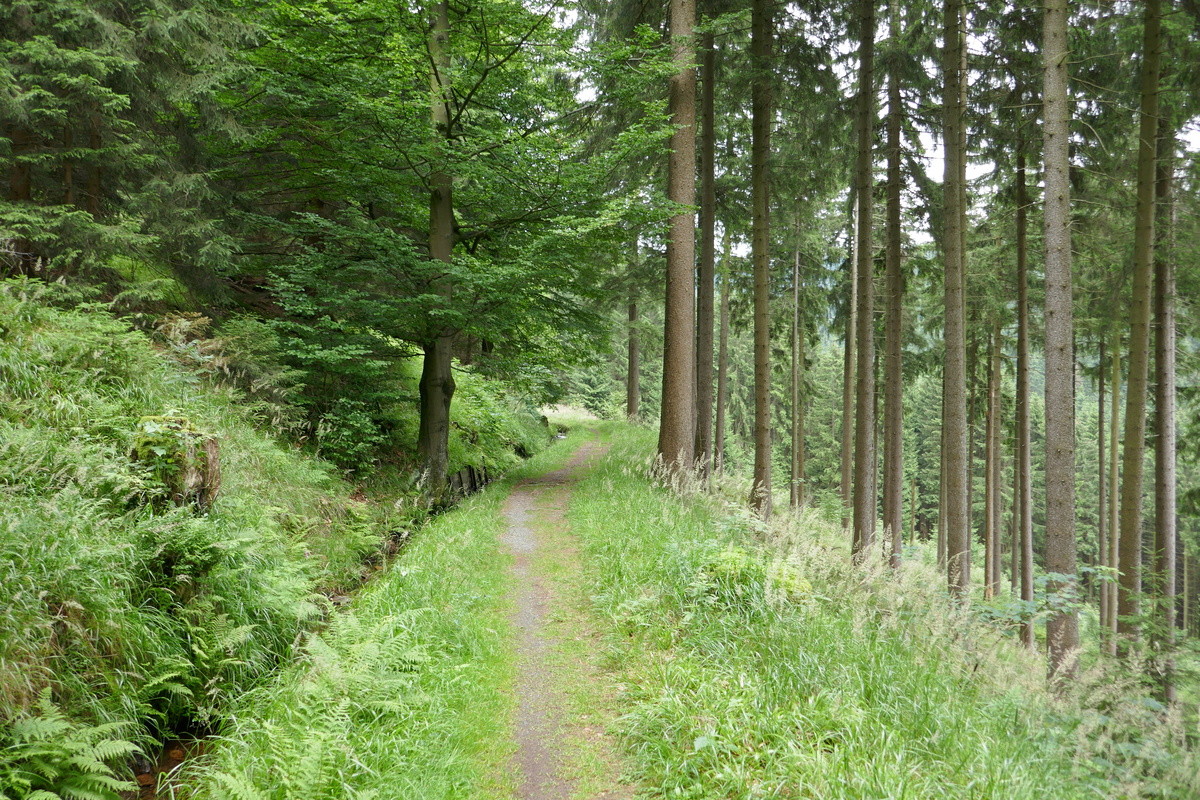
567 425 1200 799
0 279 403 796
190 426 597 800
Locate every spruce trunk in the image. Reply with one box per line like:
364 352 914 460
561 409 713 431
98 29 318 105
1017 146 1035 649
1153 122 1176 700
942 0 969 595
1043 0 1079 678
791 213 804 508
852 0 876 561
715 242 731 475
883 0 904 566
1099 339 1108 633
842 194 859 530
749 0 773 516
658 0 698 471
695 27 717 476
1118 0 1162 650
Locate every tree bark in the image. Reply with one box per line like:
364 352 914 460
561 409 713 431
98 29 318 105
1099 338 1108 633
791 211 805 508
627 295 640 419
695 25 717 477
883 0 904 567
984 321 1000 599
1043 0 1079 679
851 0 876 560
715 235 732 475
942 0 969 595
1118 0 1162 651
842 194 859 530
1108 335 1122 655
1153 121 1176 700
1015 143 1035 648
658 0 698 471
420 0 457 494
749 0 773 516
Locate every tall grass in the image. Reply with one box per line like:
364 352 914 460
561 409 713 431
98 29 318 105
0 279 387 794
569 425 1199 799
191 427 596 799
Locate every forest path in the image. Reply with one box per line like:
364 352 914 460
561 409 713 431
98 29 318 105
499 432 632 800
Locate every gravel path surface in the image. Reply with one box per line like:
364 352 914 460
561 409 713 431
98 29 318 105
499 435 627 800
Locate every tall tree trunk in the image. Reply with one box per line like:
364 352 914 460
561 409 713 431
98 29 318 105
942 0 969 595
791 211 805 508
1153 121 1176 701
1118 0 1162 651
695 25 717 476
984 320 1000 599
1011 445 1020 594
1016 145 1035 649
841 194 859 530
1099 338 1109 633
938 383 947 566
658 0 698 471
852 0 876 561
627 292 640 420
1108 335 1122 655
715 236 731 475
1043 0 1079 678
883 0 904 567
749 0 773 516
967 334 978 552
420 0 457 494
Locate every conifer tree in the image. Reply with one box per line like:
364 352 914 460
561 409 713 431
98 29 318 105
659 0 698 471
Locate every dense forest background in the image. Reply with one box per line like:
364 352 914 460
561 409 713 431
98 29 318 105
4 0 1200 796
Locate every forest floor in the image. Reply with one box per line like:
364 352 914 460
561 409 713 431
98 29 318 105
499 431 634 800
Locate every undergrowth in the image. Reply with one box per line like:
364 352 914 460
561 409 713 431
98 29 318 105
569 425 1200 799
0 278 550 797
189 428 595 800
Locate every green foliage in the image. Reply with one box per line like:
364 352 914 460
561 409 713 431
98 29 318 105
130 415 217 508
0 691 139 800
195 434 593 799
0 0 245 282
569 425 1199 799
315 399 387 475
0 280 382 764
691 544 811 609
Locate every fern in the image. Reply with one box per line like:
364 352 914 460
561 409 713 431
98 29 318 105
210 770 270 800
0 691 138 800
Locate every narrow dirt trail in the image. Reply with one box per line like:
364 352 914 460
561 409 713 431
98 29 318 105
499 434 631 800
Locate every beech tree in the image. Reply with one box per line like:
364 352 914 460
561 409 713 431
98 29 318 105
230 0 668 485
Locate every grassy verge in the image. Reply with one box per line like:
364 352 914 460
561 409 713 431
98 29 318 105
0 279 554 798
568 425 1198 799
190 426 597 800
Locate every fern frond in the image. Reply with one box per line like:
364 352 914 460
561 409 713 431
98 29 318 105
211 770 270 800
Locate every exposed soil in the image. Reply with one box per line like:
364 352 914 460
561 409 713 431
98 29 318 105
500 435 631 800
124 738 206 800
